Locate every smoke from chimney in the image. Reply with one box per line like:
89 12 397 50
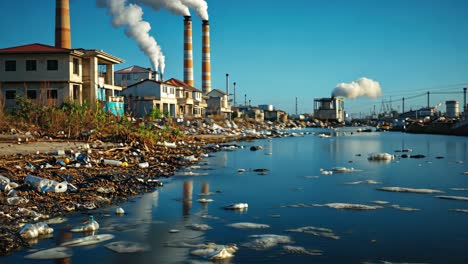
97 0 165 73
137 0 209 20
332 77 382 99
55 0 71 49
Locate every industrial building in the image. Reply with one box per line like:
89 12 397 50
314 97 345 123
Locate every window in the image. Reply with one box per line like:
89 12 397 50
126 74 131 80
73 58 79 75
5 60 16 71
47 89 58 99
26 60 37 71
163 86 167 93
27 90 37 99
5 90 16 99
47 60 58 71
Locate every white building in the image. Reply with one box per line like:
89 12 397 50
206 89 232 117
114 65 161 88
0 43 124 114
314 97 345 123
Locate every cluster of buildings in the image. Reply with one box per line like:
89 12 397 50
0 0 290 124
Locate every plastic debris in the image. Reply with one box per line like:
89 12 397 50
197 198 214 203
313 203 383 210
7 196 29 205
168 229 180 233
191 244 238 260
377 187 444 194
368 153 394 161
242 234 293 250
436 195 468 201
70 215 99 232
320 169 333 175
61 234 114 247
186 224 212 231
332 167 361 173
18 208 47 221
102 159 123 167
224 203 248 210
344 180 381 185
282 245 323 256
115 207 125 215
227 222 270 229
390 204 420 212
286 226 340 240
138 162 149 168
44 217 68 225
24 247 72 260
25 175 68 193
371 200 390 205
237 169 246 173
19 222 54 239
104 241 150 253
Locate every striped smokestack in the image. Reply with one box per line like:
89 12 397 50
183 16 194 87
202 20 211 94
55 0 71 49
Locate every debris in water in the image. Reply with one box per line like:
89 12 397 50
377 187 444 194
242 234 293 250
282 245 323 256
224 203 248 210
237 169 246 173
61 234 114 247
286 226 340 240
197 198 214 203
436 196 468 201
450 188 468 191
19 222 54 239
344 180 381 185
371 201 390 205
368 153 394 161
390 204 420 212
44 217 68 225
449 209 468 213
314 203 383 210
168 229 180 233
70 215 99 232
115 207 125 215
320 169 333 175
190 244 238 260
24 246 72 260
332 167 361 173
227 222 270 229
186 224 212 231
105 241 150 253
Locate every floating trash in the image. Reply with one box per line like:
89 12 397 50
24 247 72 260
19 222 54 239
186 224 212 231
282 245 323 256
314 203 383 210
70 215 99 232
237 169 246 173
449 209 468 213
197 198 214 203
450 188 468 191
286 226 340 240
390 204 420 212
61 234 114 247
377 187 444 194
242 234 293 250
190 244 238 260
436 196 468 201
368 153 394 161
332 167 361 173
320 169 333 175
115 207 125 215
174 171 209 176
227 222 270 229
105 241 150 253
344 180 381 185
224 203 248 210
168 229 180 233
18 208 47 221
97 187 115 194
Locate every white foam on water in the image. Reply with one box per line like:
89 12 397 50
227 222 270 229
378 187 444 194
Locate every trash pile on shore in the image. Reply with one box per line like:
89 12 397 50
0 119 310 256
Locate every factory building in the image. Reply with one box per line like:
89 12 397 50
314 97 345 123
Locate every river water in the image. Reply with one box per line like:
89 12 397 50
4 129 468 264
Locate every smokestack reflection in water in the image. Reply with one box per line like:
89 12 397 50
55 228 72 264
183 181 193 216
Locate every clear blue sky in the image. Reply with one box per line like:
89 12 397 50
1 0 467 115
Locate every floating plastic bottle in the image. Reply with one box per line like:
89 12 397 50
71 215 99 232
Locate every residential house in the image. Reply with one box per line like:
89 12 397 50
0 43 124 115
206 89 231 117
236 105 265 122
264 109 288 122
114 65 161 88
121 79 178 118
165 78 207 118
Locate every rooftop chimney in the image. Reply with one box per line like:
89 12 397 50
183 16 194 87
55 0 71 49
202 20 211 94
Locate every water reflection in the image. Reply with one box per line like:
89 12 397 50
182 181 193 216
55 228 72 264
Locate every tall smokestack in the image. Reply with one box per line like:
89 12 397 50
55 0 71 49
202 20 211 94
183 16 194 87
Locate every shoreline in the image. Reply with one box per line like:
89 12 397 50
0 131 270 256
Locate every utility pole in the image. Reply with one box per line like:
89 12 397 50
427 91 430 108
295 97 298 116
233 82 237 107
225 73 229 101
464 87 467 120
402 97 405 114
244 94 247 107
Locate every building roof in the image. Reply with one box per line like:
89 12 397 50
207 89 227 96
115 65 154 74
165 78 202 93
0 43 74 54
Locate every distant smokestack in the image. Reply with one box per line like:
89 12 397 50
202 20 211 94
55 0 71 49
183 16 194 87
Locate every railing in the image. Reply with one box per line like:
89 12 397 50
108 96 124 102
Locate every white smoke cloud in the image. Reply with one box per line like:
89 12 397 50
332 77 382 99
137 0 209 20
97 0 165 73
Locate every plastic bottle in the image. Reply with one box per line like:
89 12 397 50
102 159 123 167
71 215 99 232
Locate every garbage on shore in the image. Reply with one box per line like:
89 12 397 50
227 222 270 229
19 222 54 239
377 187 444 194
25 175 68 193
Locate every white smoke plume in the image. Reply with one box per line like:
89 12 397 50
137 0 209 20
332 77 382 99
97 0 165 73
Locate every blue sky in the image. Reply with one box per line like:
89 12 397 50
1 0 467 115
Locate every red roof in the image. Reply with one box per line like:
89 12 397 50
165 78 201 92
0 43 71 53
115 65 154 74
